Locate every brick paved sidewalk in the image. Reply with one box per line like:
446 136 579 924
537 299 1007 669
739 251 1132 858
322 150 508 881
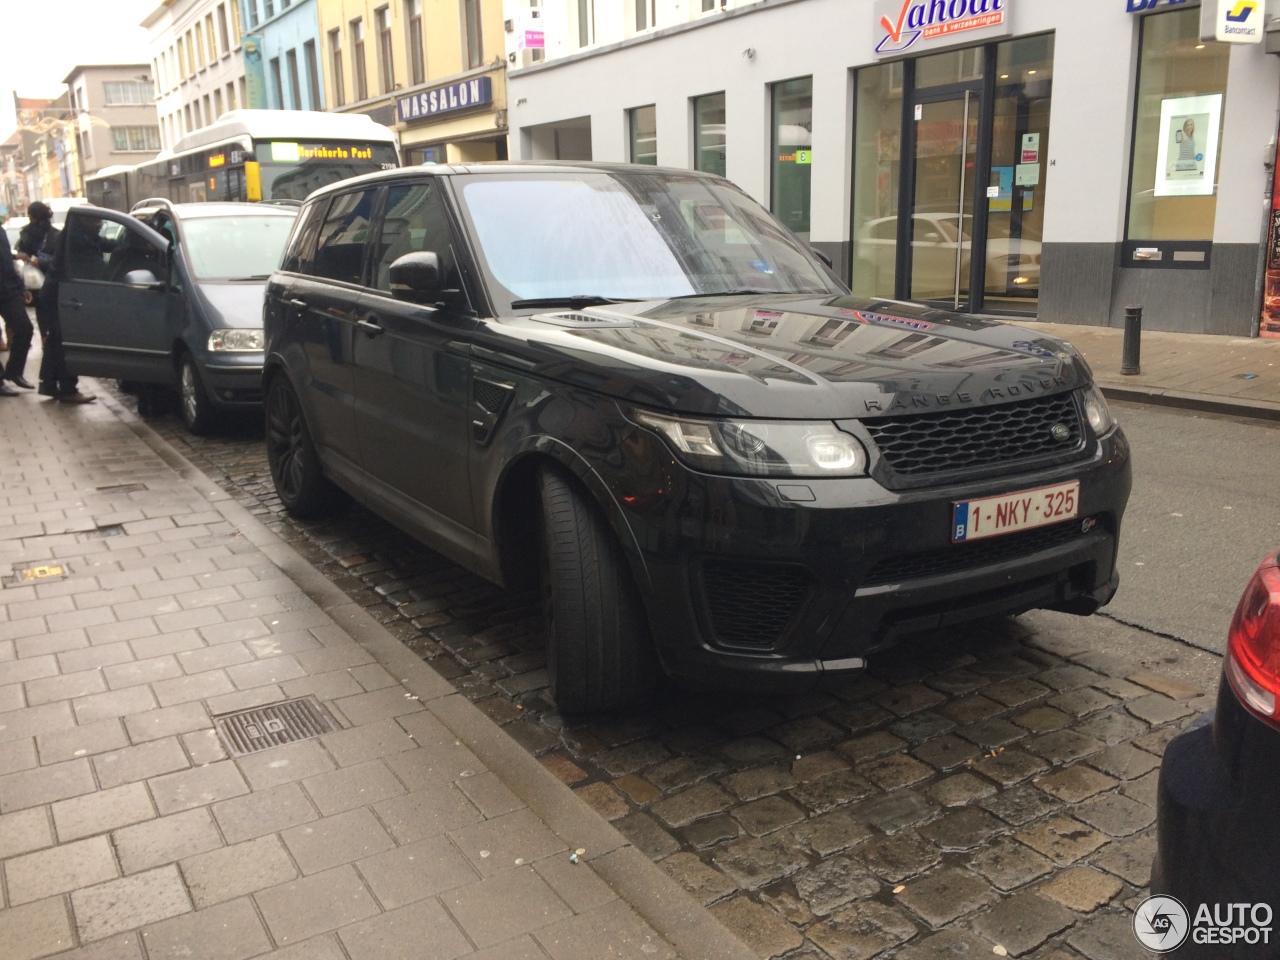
0 389 755 960
1018 320 1280 418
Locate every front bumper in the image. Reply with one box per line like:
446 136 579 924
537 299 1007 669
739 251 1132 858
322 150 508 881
1153 681 1280 958
616 429 1131 692
202 355 264 407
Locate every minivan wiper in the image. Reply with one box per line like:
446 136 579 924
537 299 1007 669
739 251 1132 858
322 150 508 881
510 295 638 310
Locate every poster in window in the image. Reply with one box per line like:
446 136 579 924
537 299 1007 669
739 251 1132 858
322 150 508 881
1153 94 1223 198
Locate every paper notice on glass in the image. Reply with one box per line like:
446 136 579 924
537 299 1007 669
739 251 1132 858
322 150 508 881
1021 133 1040 163
1015 163 1040 187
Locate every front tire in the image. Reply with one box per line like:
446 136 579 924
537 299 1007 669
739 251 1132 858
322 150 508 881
178 353 218 435
538 466 659 713
265 376 342 519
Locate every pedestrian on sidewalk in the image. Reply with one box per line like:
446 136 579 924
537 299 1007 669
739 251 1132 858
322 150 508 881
0 222 32 396
35 214 95 404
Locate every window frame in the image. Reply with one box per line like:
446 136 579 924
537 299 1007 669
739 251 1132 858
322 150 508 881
377 5 395 94
462 0 483 69
329 29 346 107
287 49 302 110
352 18 368 102
406 0 425 87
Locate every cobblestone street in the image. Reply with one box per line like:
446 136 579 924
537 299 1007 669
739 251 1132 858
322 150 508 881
126 393 1223 960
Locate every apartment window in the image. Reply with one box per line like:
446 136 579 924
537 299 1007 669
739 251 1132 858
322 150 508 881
207 14 217 59
463 0 482 69
187 31 197 75
195 23 206 68
270 57 284 108
304 40 321 109
231 0 242 43
248 0 258 28
218 5 230 53
177 37 187 78
79 131 92 159
238 77 247 108
701 0 716 9
693 92 726 177
329 29 346 107
112 126 161 152
214 87 224 117
377 6 395 94
287 49 302 110
406 0 425 86
770 77 812 239
104 81 156 105
628 105 656 165
169 45 177 87
228 81 238 110
265 0 274 17
635 0 654 31
203 94 212 124
352 19 368 101
577 0 593 47
1126 7 1229 243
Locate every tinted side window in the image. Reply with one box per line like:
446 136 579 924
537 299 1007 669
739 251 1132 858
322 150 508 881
313 189 378 285
372 182 457 293
282 199 326 275
64 215 119 282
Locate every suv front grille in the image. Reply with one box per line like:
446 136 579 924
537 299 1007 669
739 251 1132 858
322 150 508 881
864 391 1084 478
862 519 1093 586
701 560 812 650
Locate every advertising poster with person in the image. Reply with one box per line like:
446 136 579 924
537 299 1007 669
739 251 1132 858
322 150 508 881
1153 94 1223 197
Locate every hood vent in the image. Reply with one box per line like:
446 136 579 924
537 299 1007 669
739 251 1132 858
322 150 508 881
532 310 635 329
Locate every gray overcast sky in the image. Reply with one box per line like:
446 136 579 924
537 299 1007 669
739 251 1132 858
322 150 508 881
1 0 156 140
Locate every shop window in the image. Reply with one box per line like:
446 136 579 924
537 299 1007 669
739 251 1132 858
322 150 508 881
693 93 726 178
629 105 657 165
1127 8 1229 242
851 61 903 298
770 77 812 241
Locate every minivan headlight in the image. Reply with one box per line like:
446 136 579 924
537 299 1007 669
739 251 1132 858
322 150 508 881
635 412 868 478
208 329 265 352
1082 385 1116 437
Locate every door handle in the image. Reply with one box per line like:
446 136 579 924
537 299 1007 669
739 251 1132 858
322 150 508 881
286 298 307 309
67 299 83 309
356 318 385 336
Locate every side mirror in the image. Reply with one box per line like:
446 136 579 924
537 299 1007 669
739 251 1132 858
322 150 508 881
812 248 834 269
389 251 442 303
123 269 165 291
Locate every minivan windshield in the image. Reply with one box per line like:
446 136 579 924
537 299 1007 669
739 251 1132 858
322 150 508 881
455 171 842 309
181 214 298 281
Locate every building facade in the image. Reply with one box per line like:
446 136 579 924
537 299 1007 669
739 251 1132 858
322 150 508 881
317 0 508 162
63 65 160 196
11 95 80 203
241 0 327 110
144 0 248 149
506 0 1280 337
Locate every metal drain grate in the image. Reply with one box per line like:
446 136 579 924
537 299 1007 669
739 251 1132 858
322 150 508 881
214 696 337 756
97 483 148 494
4 562 71 588
79 525 125 542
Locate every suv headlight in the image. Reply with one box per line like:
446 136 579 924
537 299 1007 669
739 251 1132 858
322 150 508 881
1082 385 1117 437
635 411 868 478
208 329 265 352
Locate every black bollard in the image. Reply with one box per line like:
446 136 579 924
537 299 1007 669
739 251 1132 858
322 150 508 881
1121 305 1142 376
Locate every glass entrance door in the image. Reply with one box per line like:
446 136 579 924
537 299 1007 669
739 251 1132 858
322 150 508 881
910 93 979 307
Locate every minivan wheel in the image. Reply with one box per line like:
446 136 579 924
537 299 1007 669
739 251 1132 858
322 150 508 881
178 354 218 435
265 376 342 518
537 466 659 713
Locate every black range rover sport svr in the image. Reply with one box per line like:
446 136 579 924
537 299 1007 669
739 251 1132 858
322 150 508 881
263 162 1132 712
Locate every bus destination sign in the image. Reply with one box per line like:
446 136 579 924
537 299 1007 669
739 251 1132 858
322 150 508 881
267 142 378 163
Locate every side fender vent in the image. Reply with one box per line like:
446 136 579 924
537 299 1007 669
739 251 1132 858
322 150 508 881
471 376 516 445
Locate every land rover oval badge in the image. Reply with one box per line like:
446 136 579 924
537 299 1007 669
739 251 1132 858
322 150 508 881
1051 423 1072 442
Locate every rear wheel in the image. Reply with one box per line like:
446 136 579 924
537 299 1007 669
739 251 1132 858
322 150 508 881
178 353 218 435
537 466 659 713
265 376 342 518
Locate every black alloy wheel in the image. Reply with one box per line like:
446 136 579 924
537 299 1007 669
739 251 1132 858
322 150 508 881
265 376 342 518
537 466 659 713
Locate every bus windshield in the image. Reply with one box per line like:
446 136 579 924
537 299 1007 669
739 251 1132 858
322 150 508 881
256 142 399 200
180 214 298 280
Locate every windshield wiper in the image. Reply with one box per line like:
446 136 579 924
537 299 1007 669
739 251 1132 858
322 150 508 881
226 274 273 281
665 289 781 299
510 295 638 310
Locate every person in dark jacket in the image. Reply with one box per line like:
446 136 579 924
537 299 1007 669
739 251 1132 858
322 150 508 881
33 217 95 404
16 201 54 263
0 225 29 395
0 204 41 390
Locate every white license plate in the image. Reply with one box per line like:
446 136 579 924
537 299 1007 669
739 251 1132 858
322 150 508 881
952 480 1079 543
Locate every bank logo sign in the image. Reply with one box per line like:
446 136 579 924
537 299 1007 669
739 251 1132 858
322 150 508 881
873 0 1010 56
1200 0 1263 43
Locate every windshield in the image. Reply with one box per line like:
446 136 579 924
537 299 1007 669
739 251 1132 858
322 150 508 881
180 214 297 280
454 171 841 308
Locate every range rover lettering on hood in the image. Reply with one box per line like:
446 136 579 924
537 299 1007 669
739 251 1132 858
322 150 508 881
864 375 1073 414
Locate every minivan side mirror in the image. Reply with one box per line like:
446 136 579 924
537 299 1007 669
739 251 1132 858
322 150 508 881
389 251 443 303
123 269 165 291
812 249 834 269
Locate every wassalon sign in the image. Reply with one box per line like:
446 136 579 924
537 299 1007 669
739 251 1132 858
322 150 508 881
873 0 1011 56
